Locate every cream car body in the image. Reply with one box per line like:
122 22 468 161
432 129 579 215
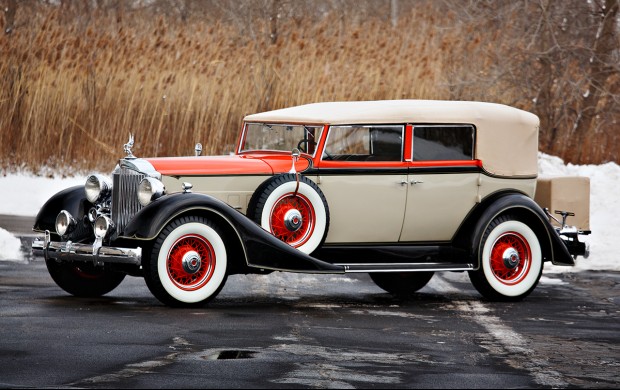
33 100 590 306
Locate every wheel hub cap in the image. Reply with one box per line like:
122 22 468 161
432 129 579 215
490 231 532 285
269 193 315 248
502 248 520 269
284 209 303 232
182 251 202 274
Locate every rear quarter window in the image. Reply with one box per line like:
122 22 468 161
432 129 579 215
413 125 475 161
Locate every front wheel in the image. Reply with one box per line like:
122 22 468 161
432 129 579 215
469 215 543 301
370 272 434 296
144 216 228 307
46 260 125 297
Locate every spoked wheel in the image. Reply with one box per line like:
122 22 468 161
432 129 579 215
269 193 315 247
469 215 543 301
144 216 228 307
46 260 125 297
370 272 434 296
247 174 329 255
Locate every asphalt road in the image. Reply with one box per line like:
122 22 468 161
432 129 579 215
1 215 618 388
1 250 619 388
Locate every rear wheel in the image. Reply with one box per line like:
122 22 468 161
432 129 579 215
46 260 125 297
370 272 434 296
469 215 543 301
144 216 228 307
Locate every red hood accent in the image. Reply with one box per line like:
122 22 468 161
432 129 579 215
145 154 310 176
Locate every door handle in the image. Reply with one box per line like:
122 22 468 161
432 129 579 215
410 180 424 185
399 180 408 186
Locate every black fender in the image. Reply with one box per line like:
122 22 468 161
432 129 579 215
33 186 92 240
121 192 344 273
453 191 574 267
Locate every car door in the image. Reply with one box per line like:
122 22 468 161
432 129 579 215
399 124 480 242
315 124 409 244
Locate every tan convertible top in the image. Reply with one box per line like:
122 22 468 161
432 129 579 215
244 100 539 178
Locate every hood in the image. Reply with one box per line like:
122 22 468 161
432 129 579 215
145 154 310 177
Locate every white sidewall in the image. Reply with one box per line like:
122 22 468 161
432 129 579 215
481 220 542 297
157 222 227 303
260 181 327 254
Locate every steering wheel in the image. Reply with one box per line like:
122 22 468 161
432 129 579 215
297 139 312 153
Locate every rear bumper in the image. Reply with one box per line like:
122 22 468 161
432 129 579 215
559 227 590 259
32 231 142 266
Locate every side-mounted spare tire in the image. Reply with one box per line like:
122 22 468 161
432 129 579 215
247 174 329 255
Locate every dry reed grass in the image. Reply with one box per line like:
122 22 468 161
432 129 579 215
0 5 569 173
0 5 474 171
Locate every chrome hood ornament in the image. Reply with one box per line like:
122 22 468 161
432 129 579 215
123 134 136 159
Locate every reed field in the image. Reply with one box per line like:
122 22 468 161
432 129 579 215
0 2 617 173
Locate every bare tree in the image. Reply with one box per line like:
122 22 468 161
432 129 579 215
269 0 279 44
3 0 17 34
565 0 619 163
391 0 398 28
441 0 620 164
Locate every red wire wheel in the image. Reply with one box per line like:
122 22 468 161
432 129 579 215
489 231 532 285
247 173 329 255
166 234 216 291
469 216 543 301
269 193 315 248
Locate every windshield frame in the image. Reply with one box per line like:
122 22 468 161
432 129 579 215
238 122 325 157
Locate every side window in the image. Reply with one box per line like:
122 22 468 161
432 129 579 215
322 125 403 161
413 125 474 161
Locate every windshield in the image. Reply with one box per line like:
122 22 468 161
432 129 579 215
241 123 323 155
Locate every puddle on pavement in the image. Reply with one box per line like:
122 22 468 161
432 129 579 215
203 350 256 360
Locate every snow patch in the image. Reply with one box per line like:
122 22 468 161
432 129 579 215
539 276 568 286
0 228 24 262
0 173 85 216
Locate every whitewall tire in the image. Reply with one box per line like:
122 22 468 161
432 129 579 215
469 215 543 301
145 216 227 307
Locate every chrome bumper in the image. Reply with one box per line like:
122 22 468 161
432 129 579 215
32 231 142 266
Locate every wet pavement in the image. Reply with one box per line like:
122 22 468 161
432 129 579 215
0 258 618 388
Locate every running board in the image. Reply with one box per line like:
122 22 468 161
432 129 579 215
336 263 475 273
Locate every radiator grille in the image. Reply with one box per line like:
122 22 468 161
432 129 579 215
112 167 145 235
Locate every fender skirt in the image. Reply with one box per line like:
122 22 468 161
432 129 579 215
121 193 344 273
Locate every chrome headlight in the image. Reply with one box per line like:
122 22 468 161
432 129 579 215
85 174 112 203
94 215 114 239
138 177 165 206
55 210 76 236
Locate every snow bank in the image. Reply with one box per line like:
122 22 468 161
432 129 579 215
0 227 23 262
539 153 620 272
0 174 85 216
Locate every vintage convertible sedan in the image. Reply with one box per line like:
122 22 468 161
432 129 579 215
32 100 590 306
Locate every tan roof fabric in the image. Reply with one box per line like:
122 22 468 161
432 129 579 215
244 100 539 178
